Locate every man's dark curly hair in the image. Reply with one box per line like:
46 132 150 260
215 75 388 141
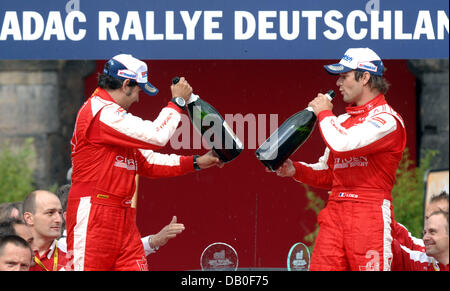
98 62 138 90
354 68 390 95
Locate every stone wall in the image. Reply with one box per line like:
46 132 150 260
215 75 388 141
408 59 449 170
0 60 96 189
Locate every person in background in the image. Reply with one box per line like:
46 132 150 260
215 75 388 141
392 191 449 251
0 235 33 271
392 210 449 271
55 184 70 250
23 190 68 271
0 218 35 250
0 202 23 222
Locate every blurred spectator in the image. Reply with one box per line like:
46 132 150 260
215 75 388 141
392 191 449 251
66 167 72 184
143 216 185 257
23 190 69 271
426 191 449 219
392 210 449 271
0 218 34 249
55 184 70 239
0 235 33 271
0 202 23 222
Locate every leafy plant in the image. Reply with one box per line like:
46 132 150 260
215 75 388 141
0 138 36 203
302 184 325 254
391 148 438 237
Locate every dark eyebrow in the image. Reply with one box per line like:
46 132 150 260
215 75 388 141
44 208 63 212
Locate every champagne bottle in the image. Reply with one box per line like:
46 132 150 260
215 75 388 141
255 90 336 171
172 77 243 163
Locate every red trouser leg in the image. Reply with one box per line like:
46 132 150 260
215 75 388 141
66 197 147 271
310 201 349 271
310 200 393 271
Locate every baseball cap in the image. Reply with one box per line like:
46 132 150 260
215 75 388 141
103 54 159 96
324 48 384 76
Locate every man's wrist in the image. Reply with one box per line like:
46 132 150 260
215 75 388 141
170 97 186 110
149 235 160 251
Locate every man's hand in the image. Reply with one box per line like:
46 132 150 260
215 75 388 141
266 159 296 177
171 77 193 102
308 93 333 116
150 216 185 249
196 151 224 169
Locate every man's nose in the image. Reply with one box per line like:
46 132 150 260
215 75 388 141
54 213 63 223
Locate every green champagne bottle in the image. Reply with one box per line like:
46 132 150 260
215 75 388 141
172 77 243 163
255 90 335 171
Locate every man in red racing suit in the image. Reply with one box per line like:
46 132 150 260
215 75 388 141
275 48 406 271
391 210 449 271
66 54 222 271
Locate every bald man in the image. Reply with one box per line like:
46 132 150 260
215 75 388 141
23 190 69 271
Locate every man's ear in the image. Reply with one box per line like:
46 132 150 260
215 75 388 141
23 212 34 226
362 71 371 85
122 79 131 89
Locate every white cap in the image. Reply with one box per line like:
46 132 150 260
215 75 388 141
104 54 158 96
324 48 384 76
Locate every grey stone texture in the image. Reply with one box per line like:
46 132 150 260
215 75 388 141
0 60 96 189
408 59 449 170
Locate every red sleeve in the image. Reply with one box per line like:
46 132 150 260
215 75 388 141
136 149 195 178
391 239 407 271
292 148 333 189
318 111 406 157
392 221 425 252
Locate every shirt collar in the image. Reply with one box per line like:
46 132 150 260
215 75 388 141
345 93 386 116
46 240 58 259
92 87 116 104
34 239 57 260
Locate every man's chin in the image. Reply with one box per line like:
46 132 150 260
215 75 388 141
425 247 435 256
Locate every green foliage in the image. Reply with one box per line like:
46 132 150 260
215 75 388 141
303 148 438 248
0 138 36 203
302 184 325 254
391 148 439 238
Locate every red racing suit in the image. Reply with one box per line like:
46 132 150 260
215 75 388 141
391 221 425 252
391 240 448 271
66 88 195 271
293 94 406 271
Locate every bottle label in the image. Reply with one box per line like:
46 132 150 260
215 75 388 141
222 121 243 149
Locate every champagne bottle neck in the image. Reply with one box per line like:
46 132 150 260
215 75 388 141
304 92 334 112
